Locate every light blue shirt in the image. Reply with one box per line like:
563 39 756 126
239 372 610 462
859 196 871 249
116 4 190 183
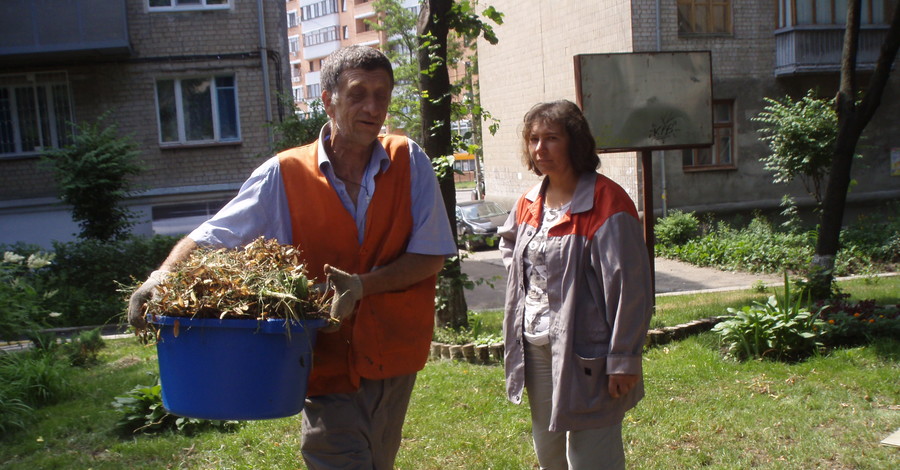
189 124 456 258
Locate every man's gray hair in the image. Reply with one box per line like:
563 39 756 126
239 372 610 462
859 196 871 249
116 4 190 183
321 45 394 93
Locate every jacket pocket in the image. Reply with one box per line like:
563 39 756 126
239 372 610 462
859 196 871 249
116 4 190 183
564 354 609 414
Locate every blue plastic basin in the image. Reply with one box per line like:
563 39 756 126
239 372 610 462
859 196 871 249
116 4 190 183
152 315 327 420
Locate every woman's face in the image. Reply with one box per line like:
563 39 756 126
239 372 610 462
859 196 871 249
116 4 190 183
528 120 574 179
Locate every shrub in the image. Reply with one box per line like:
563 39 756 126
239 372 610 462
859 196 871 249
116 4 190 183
0 251 58 341
43 235 180 327
41 113 142 241
655 210 699 247
712 274 826 361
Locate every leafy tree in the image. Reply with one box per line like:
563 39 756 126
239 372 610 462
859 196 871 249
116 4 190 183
809 0 900 299
753 89 839 208
369 0 423 141
418 0 502 329
41 113 141 241
271 97 329 152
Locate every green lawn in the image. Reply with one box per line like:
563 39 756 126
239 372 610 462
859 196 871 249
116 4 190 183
1 276 897 469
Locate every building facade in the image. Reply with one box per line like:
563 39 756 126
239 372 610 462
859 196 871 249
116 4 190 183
0 0 291 247
477 0 899 221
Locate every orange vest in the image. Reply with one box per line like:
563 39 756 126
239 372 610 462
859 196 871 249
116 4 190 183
279 135 437 396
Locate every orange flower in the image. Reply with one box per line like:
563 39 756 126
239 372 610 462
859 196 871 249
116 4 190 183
853 313 861 317
828 319 835 324
868 319 875 323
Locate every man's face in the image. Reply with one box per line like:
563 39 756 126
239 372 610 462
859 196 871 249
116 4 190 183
323 67 392 148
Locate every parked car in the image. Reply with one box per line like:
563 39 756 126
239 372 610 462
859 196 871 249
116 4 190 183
455 200 509 251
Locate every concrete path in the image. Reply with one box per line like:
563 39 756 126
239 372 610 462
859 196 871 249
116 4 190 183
461 248 784 311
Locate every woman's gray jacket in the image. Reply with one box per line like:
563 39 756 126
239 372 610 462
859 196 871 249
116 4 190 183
499 172 653 431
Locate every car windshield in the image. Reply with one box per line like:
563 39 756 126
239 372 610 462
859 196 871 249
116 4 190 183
460 201 507 220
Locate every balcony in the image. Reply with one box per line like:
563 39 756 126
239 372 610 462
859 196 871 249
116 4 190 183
0 0 130 66
775 25 889 76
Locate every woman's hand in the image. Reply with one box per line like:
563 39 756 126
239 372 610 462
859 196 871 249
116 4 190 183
608 374 639 399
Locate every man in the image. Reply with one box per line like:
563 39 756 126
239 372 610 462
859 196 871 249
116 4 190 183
128 45 456 469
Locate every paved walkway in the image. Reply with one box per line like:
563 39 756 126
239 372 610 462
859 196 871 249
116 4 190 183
461 248 786 311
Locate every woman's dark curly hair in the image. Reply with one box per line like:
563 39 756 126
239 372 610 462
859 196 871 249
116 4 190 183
521 100 600 176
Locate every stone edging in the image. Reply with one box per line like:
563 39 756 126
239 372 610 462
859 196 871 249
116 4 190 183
430 316 732 365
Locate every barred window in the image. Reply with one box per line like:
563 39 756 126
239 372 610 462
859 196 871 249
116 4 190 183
677 0 732 35
0 72 73 157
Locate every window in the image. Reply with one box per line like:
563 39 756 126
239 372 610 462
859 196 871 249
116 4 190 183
0 72 73 157
343 25 349 39
306 83 321 100
287 11 299 28
677 0 732 35
777 0 894 28
303 26 340 47
682 100 734 170
155 76 240 145
293 87 304 102
289 36 300 54
301 0 338 21
148 0 229 11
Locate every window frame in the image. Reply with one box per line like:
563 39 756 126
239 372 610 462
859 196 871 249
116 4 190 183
0 72 74 158
154 75 241 147
147 0 231 12
682 99 736 172
677 0 733 36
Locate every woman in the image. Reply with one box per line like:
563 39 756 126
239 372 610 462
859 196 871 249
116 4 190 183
499 100 653 469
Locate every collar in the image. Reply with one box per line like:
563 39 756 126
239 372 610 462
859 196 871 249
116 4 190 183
523 172 597 214
316 122 391 174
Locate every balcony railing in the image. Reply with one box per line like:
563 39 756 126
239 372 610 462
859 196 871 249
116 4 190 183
0 0 130 65
775 25 889 76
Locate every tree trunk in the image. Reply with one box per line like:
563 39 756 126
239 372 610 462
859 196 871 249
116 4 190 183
810 0 900 299
418 0 469 329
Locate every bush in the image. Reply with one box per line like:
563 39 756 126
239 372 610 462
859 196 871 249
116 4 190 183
654 210 699 247
0 350 73 408
0 251 58 341
42 235 179 327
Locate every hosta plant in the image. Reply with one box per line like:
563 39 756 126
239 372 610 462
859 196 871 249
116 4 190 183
112 380 240 436
712 273 827 361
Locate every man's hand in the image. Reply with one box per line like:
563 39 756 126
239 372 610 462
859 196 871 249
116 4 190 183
324 264 363 326
608 374 639 399
127 270 169 331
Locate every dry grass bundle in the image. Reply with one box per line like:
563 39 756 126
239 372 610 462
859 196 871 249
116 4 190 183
144 237 330 322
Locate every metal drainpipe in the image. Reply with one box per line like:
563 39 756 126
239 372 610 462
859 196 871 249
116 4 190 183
257 0 274 149
655 0 668 216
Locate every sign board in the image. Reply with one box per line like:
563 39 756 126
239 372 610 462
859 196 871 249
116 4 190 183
575 52 713 152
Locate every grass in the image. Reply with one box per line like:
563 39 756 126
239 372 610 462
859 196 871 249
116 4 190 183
1 277 898 469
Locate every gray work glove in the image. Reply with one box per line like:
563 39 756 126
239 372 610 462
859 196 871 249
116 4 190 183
324 264 363 328
127 269 169 331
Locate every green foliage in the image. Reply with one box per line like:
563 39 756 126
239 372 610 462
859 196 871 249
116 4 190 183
64 328 106 367
432 310 502 345
752 89 839 206
0 349 73 410
657 215 814 274
712 274 827 361
654 210 700 247
0 395 32 435
112 380 241 436
369 0 424 141
41 113 142 241
0 251 58 341
816 296 900 347
271 97 329 152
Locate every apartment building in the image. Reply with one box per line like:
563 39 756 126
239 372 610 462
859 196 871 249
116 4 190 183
477 0 899 221
0 0 291 247
286 0 420 111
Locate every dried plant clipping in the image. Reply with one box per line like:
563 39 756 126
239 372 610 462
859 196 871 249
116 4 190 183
143 237 330 323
